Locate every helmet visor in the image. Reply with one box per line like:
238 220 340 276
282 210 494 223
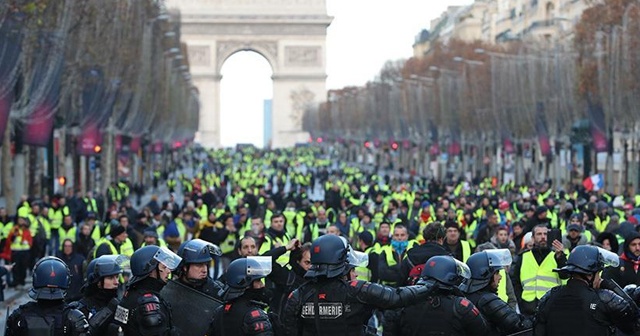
456 259 472 280
347 250 369 267
598 247 620 268
485 249 513 268
96 255 128 275
154 247 183 271
247 256 272 277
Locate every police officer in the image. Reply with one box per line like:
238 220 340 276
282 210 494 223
175 238 225 299
208 257 274 336
69 255 126 335
465 249 533 335
282 234 435 336
6 256 90 335
535 245 638 335
384 255 489 336
113 245 182 335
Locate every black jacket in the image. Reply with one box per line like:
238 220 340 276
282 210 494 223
399 242 450 286
602 232 640 288
467 289 533 336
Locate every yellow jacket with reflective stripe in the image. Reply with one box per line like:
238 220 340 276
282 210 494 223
497 269 508 303
520 250 561 302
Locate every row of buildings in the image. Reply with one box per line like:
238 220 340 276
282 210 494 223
413 0 591 56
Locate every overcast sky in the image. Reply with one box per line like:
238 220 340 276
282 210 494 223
220 0 473 147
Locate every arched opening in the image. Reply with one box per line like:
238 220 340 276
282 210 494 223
220 51 273 148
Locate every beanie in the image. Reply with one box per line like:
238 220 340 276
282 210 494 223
358 231 374 246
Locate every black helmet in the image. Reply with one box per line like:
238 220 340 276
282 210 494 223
177 238 221 264
224 257 271 300
465 249 512 294
421 255 471 288
87 255 126 285
129 246 182 286
555 245 619 275
305 234 348 279
29 257 70 300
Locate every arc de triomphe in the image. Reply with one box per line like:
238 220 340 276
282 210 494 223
165 0 332 148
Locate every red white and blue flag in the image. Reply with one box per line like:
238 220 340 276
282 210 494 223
583 174 604 191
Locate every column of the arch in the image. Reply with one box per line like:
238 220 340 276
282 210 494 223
193 74 222 148
271 74 326 148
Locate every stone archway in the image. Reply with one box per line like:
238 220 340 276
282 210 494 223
165 0 332 148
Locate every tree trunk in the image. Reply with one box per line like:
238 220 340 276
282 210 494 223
2 125 15 214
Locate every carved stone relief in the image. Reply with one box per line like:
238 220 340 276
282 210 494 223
285 46 322 67
290 87 316 129
188 45 211 67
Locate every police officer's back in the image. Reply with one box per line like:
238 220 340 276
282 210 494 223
70 255 126 335
282 234 434 336
209 257 274 336
465 249 532 336
113 245 182 336
5 257 89 336
175 238 225 299
535 245 638 336
384 255 490 336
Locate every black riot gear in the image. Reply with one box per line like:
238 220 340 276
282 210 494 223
534 245 639 335
283 276 436 335
113 246 181 336
70 255 126 335
174 238 224 298
384 255 490 336
209 257 274 336
465 250 532 335
6 257 90 336
305 234 349 278
30 256 71 300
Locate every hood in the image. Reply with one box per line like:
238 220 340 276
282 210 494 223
406 242 450 265
622 232 640 260
616 221 636 241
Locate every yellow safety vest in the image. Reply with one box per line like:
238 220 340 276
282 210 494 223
354 247 373 281
10 228 31 251
49 208 64 230
94 237 134 258
594 216 610 233
461 240 471 263
220 232 238 255
497 269 508 303
58 226 77 246
258 234 291 266
520 251 561 302
94 238 118 259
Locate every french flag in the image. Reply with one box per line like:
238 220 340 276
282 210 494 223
583 174 604 191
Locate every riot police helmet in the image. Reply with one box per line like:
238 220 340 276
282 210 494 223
87 255 127 285
465 249 512 293
555 245 619 275
224 256 271 300
305 234 348 279
29 256 71 300
129 245 182 286
177 238 221 264
420 255 471 289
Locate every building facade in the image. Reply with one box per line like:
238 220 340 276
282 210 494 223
413 0 591 56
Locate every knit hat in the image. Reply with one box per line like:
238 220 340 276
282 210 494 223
358 231 374 246
109 224 126 238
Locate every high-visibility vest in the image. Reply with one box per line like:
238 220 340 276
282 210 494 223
59 226 77 246
594 216 610 233
94 238 118 258
49 208 64 230
258 234 291 266
461 240 471 263
220 232 237 255
84 198 98 214
94 237 134 258
10 228 31 251
196 205 209 222
497 269 508 303
141 239 168 249
520 251 561 302
354 246 373 281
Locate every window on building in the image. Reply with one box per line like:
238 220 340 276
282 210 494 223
510 8 516 19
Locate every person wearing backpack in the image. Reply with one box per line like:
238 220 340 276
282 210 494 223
399 222 450 286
